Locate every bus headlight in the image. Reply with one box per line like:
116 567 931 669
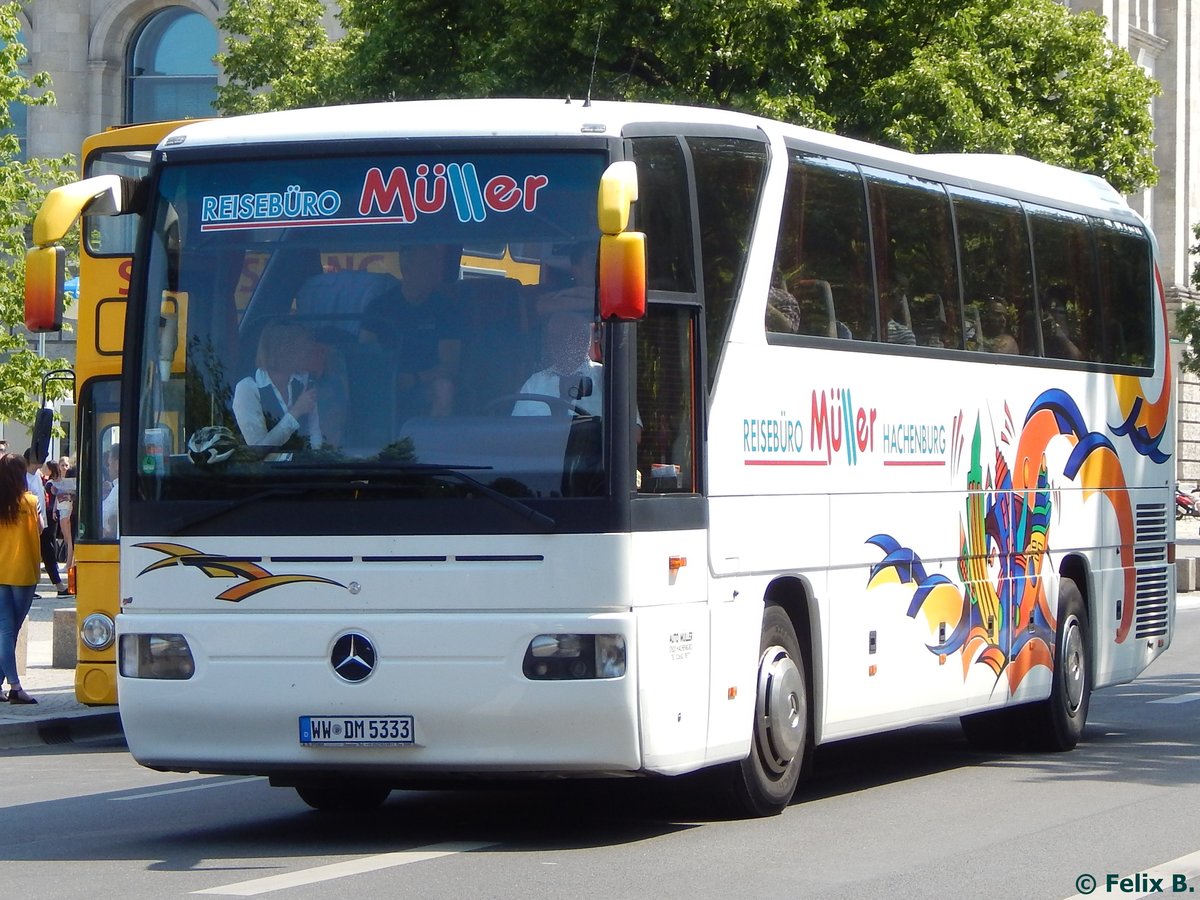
119 634 195 680
80 613 116 651
523 634 626 680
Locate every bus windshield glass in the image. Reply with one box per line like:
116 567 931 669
132 148 611 532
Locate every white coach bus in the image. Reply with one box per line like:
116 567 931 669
25 99 1174 816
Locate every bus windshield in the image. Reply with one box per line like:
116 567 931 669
132 147 612 533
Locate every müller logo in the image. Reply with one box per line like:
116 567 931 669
134 542 344 603
200 164 550 231
358 163 549 224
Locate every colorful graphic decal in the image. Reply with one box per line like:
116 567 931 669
1112 268 1173 466
867 413 1056 693
134 542 344 602
867 381 1159 692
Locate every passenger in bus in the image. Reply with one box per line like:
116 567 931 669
1042 287 1083 361
765 286 801 334
101 444 119 539
980 297 1019 354
513 311 603 417
360 243 461 417
233 320 326 451
882 289 917 346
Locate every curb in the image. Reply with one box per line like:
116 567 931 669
0 709 122 751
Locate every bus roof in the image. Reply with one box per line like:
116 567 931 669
160 99 1136 221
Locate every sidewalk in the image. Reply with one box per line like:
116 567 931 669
1178 513 1200 558
0 577 121 750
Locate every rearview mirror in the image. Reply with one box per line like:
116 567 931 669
596 161 646 321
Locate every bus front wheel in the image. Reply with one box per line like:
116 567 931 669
728 604 809 817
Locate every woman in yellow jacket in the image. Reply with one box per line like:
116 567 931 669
0 452 43 704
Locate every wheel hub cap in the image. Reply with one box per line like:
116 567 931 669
756 645 805 774
1062 616 1085 714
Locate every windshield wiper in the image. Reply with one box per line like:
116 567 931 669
165 484 321 534
367 463 556 532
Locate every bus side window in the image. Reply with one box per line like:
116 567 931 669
952 189 1035 357
1093 218 1153 368
769 150 874 342
687 135 768 388
865 169 961 350
637 305 699 494
1028 205 1095 362
76 379 121 543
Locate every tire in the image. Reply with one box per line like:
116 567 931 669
1027 577 1090 751
727 604 809 817
294 779 391 812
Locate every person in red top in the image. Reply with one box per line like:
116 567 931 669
0 452 42 703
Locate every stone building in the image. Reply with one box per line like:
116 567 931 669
1066 0 1200 483
8 1 1200 470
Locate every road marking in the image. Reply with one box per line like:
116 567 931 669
193 842 495 896
1149 691 1200 704
1062 848 1200 899
111 776 261 801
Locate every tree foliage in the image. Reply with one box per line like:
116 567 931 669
215 0 349 114
0 2 76 427
217 0 1159 195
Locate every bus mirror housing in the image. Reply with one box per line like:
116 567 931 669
26 173 137 333
32 174 129 246
599 232 646 320
597 160 647 321
598 161 637 234
24 245 65 333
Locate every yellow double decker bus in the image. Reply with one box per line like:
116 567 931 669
36 121 193 705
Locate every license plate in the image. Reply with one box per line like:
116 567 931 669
299 715 415 746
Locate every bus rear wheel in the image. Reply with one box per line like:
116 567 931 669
1027 577 1090 751
295 779 392 812
959 577 1090 752
727 604 808 817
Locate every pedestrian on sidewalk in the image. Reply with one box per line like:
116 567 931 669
24 448 68 596
0 452 42 704
51 458 75 572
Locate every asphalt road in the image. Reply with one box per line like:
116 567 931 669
4 603 1200 900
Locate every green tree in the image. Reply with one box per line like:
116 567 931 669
216 0 1159 195
215 0 349 113
825 0 1158 193
0 2 76 427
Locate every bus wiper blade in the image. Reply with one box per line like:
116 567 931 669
166 485 316 534
384 464 556 533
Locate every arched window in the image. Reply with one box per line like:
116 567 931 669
126 7 217 124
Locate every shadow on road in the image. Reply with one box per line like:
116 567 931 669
4 669 1198 866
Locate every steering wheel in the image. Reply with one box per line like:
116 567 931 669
484 393 592 418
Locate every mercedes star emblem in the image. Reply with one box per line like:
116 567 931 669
330 632 376 683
